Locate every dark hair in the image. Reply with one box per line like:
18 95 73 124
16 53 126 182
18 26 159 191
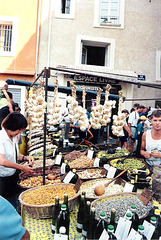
133 103 140 109
151 110 161 118
122 109 129 114
12 102 19 111
1 112 27 131
140 105 145 109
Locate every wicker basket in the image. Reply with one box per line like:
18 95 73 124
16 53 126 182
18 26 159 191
19 183 79 219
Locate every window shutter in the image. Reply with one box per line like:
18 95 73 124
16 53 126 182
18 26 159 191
100 0 119 24
65 0 71 14
9 88 21 107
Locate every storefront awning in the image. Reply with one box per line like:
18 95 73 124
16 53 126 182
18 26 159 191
6 78 123 100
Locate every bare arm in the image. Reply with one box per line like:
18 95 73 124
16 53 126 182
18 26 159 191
124 124 132 137
0 153 34 173
2 89 12 104
140 132 151 158
21 230 30 240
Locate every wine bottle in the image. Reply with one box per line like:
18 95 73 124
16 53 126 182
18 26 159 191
87 207 96 240
51 196 60 234
150 217 158 240
56 204 70 235
95 212 108 239
107 225 117 239
63 194 69 218
109 208 117 231
137 225 147 240
130 179 137 192
63 169 78 184
145 201 159 222
130 205 139 231
77 195 85 233
125 213 132 221
82 201 91 238
61 160 70 174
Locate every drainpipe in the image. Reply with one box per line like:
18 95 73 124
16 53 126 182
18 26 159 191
47 0 52 68
35 0 41 78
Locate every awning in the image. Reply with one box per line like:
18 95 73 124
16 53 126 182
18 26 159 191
6 78 123 100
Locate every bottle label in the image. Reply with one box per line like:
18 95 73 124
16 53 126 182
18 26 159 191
63 171 75 183
55 154 62 165
94 158 100 167
82 229 87 237
99 229 109 240
61 163 66 174
127 228 142 240
143 220 155 240
52 225 56 231
77 223 83 229
115 217 132 240
87 150 94 159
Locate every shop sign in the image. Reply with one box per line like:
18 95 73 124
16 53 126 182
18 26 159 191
73 75 117 85
138 75 145 81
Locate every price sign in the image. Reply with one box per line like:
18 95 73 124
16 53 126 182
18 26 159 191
55 154 62 165
87 150 94 159
106 166 116 179
94 158 100 167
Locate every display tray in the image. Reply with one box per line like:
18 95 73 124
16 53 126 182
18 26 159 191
76 167 107 181
109 157 146 171
79 177 126 200
19 183 80 219
18 175 62 190
91 192 153 222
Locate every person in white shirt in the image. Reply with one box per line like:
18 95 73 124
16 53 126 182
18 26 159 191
0 112 34 207
140 109 161 167
128 103 141 152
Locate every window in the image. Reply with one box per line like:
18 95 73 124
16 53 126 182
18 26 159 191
100 0 119 24
55 0 75 19
156 50 161 81
61 0 71 14
75 35 115 68
0 24 12 52
81 45 106 66
0 16 17 56
94 0 125 29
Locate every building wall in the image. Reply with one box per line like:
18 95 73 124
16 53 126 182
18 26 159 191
38 0 161 110
0 0 39 82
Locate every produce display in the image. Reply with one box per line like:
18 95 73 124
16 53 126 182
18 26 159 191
77 168 107 180
32 159 55 169
92 193 152 221
79 178 125 199
110 158 146 170
68 155 94 168
22 184 77 205
97 149 129 159
19 176 61 188
64 150 86 161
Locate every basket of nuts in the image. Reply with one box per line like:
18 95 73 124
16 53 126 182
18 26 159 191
19 183 79 218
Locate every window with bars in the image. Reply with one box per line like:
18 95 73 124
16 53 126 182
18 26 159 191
100 0 120 24
0 24 12 52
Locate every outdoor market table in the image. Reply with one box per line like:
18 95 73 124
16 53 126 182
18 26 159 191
23 202 82 240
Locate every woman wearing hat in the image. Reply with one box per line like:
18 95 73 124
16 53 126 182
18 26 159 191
135 116 147 157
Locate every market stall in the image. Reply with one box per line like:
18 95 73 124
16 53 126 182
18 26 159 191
5 67 161 240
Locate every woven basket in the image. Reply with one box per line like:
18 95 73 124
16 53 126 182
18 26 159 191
19 183 79 219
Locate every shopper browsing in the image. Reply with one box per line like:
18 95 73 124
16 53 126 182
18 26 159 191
0 112 34 206
140 110 161 167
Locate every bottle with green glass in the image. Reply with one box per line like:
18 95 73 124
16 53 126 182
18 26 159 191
76 195 85 233
51 196 60 234
87 207 96 240
82 201 91 238
146 201 159 222
107 225 117 239
56 204 70 235
95 212 108 239
130 205 139 231
63 194 69 218
109 208 117 231
137 225 147 240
